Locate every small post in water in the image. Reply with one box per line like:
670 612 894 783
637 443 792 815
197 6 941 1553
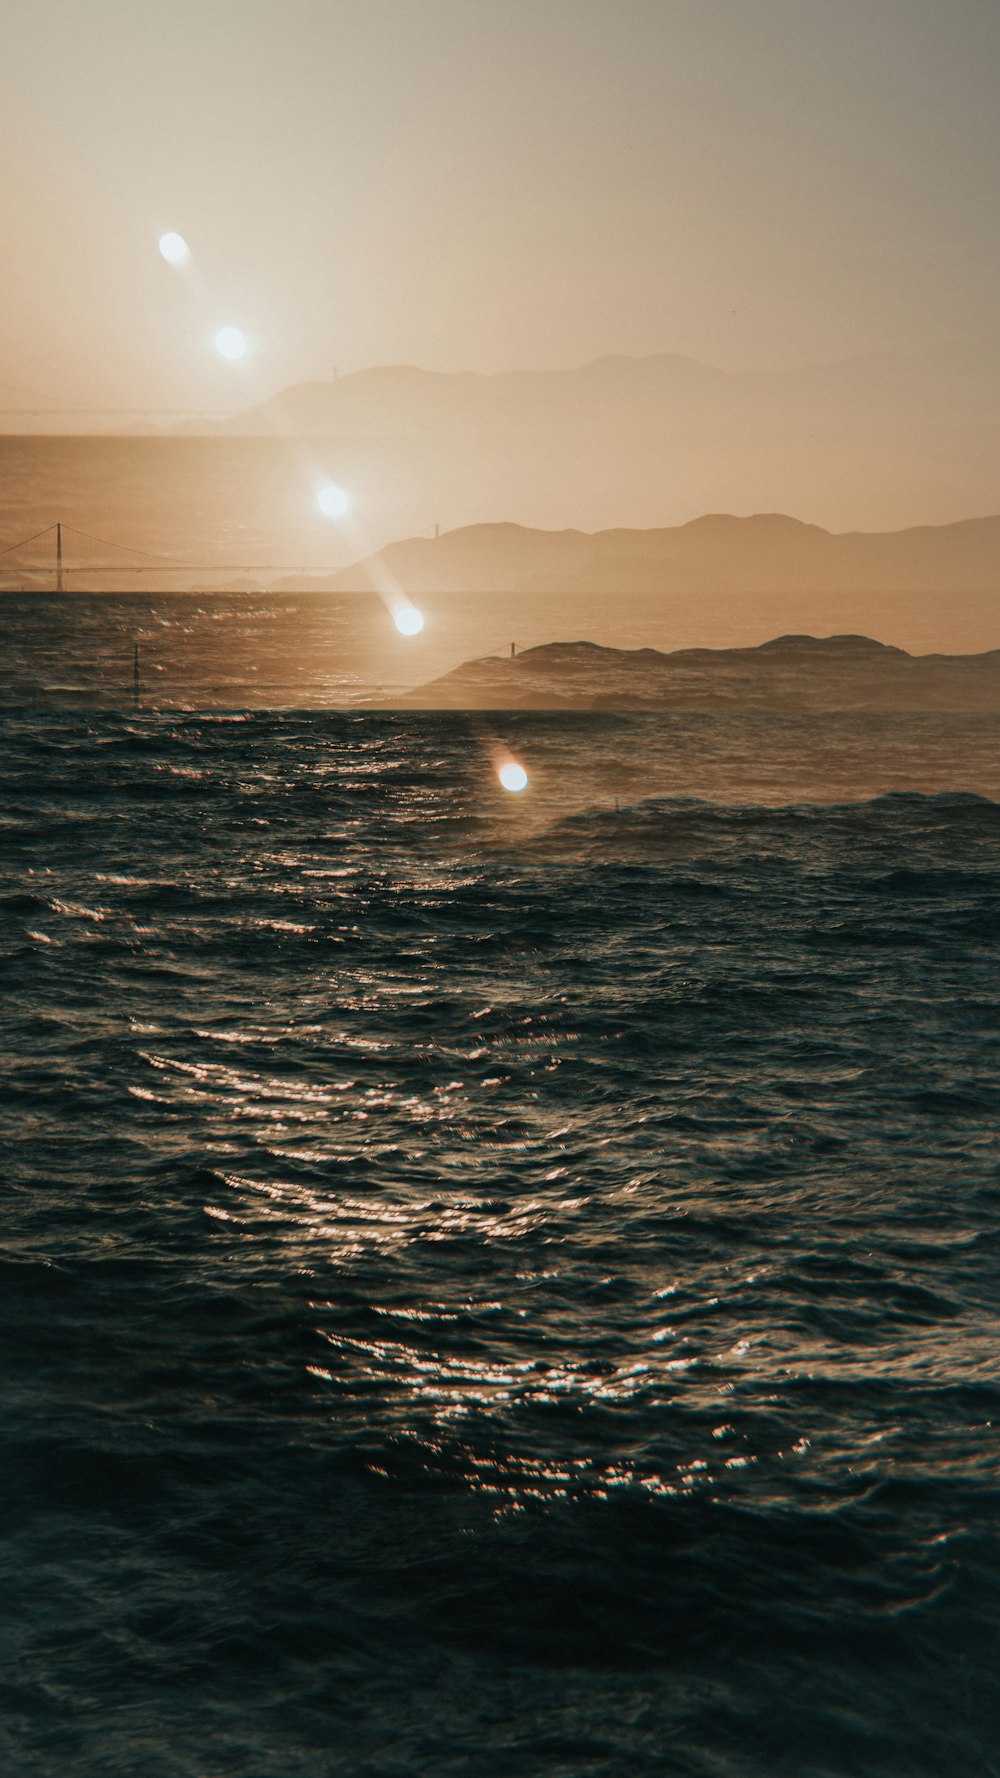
132 642 140 703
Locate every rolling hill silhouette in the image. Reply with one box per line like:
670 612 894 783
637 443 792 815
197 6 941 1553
202 347 1000 534
264 511 1000 654
275 512 1000 599
380 632 1000 713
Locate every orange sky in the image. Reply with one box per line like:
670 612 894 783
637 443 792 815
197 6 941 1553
1 0 999 417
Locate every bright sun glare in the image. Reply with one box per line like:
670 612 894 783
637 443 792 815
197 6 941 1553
215 326 248 362
158 231 189 265
317 484 351 518
498 762 529 793
395 607 424 636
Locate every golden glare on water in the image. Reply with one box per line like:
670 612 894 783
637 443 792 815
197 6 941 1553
394 606 424 636
158 231 189 265
499 761 529 793
317 483 351 518
215 326 248 362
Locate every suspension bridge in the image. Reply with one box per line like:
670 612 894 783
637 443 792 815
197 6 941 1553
0 522 348 590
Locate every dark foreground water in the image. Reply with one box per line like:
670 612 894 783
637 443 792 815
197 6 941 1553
2 707 1000 1777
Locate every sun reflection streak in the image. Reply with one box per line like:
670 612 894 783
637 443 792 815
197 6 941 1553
286 452 434 637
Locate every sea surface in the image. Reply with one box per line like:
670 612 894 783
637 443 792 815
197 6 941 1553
2 612 1000 1774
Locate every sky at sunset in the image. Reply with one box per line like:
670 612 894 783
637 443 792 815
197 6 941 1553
2 0 999 416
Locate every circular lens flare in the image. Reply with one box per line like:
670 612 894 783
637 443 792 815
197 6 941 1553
317 483 350 518
158 231 189 265
215 326 248 362
395 606 424 636
499 762 528 793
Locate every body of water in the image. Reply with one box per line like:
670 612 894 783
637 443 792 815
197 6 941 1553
2 688 999 1774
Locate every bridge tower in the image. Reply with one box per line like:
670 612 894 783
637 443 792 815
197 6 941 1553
56 522 63 593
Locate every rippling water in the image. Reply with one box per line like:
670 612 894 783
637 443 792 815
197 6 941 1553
3 705 999 1776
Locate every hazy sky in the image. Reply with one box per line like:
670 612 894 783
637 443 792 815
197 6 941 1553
2 0 998 411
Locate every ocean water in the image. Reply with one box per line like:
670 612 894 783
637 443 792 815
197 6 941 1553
3 690 1000 1775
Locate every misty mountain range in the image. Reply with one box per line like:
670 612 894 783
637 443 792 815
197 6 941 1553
203 347 1000 534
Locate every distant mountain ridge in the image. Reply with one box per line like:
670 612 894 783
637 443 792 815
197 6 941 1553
191 345 1000 534
210 353 736 436
209 348 998 439
380 632 1000 713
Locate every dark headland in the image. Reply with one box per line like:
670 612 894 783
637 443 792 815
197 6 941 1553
377 633 1000 712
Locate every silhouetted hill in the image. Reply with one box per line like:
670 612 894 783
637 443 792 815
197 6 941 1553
214 355 733 438
274 512 1000 599
380 633 1000 712
193 347 1000 534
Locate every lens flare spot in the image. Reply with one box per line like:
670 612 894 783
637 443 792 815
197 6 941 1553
395 606 424 636
499 762 528 793
215 326 248 362
317 483 350 518
158 231 189 265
